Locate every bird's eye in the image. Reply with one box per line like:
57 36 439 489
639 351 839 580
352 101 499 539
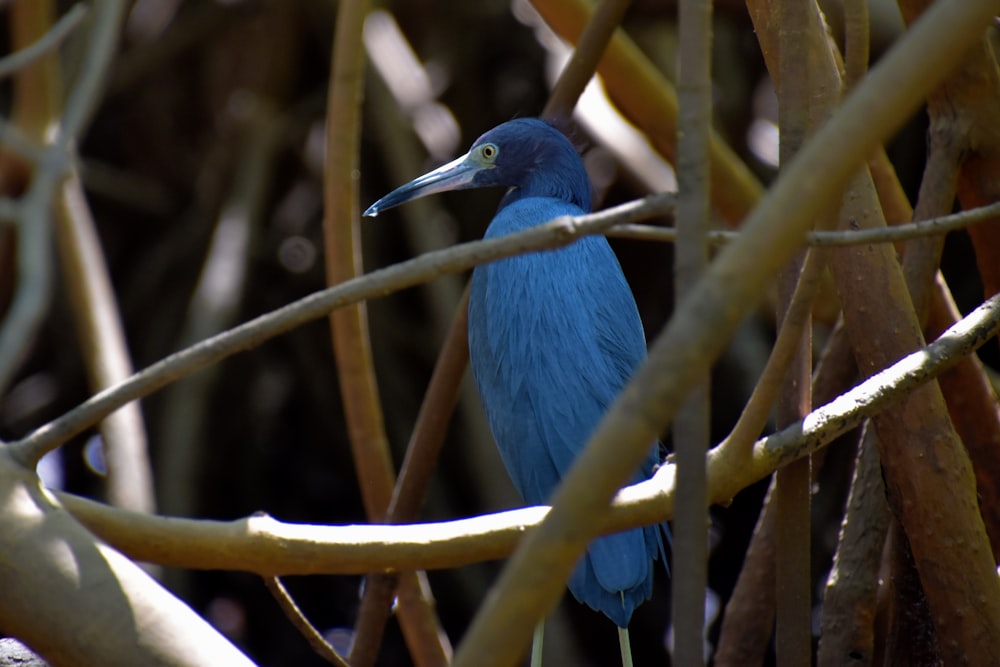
480 143 498 161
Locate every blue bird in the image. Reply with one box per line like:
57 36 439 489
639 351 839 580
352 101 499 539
365 118 668 665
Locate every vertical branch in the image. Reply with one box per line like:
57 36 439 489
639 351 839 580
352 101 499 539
817 423 889 667
8 0 61 138
717 312 856 663
384 289 470 523
929 278 1000 556
714 481 777 665
350 290 468 667
540 0 632 121
867 69 1000 558
672 0 712 664
774 1 812 663
323 0 393 522
323 3 450 665
54 174 156 514
830 148 1000 666
842 0 870 90
712 244 828 469
901 128 961 323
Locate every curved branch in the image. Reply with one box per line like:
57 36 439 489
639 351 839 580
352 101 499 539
7 193 675 465
0 3 88 79
0 451 255 666
264 576 350 667
57 292 1000 577
607 200 1000 245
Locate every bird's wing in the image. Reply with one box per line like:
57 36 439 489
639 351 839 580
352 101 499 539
469 198 665 625
469 197 651 499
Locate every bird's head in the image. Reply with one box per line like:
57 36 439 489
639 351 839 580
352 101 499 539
363 118 591 217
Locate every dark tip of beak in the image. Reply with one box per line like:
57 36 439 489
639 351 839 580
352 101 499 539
361 152 479 220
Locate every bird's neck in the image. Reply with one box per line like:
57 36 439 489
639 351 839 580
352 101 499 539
497 171 591 213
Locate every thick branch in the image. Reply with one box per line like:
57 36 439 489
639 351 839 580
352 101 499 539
0 450 255 666
57 292 1000 583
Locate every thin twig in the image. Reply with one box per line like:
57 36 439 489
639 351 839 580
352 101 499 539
58 0 127 143
55 172 156 514
352 288 469 667
264 576 351 667
386 287 470 522
0 4 88 79
606 199 1000 245
715 242 828 461
902 112 963 324
6 194 671 470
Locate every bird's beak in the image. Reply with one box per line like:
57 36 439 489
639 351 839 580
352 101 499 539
363 152 485 217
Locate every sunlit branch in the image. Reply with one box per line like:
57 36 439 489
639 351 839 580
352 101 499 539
58 291 1000 575
608 200 1000 246
264 576 350 667
0 4 88 79
10 192 998 466
6 193 675 465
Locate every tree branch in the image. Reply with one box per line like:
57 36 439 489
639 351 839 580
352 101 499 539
5 193 674 464
55 292 1000 581
0 3 87 79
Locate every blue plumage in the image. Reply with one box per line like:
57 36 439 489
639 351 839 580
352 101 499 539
365 118 667 629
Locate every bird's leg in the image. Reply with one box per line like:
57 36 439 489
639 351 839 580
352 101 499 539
617 626 633 667
617 590 635 667
531 621 545 667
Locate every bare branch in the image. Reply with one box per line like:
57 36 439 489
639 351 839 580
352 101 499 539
607 200 1000 245
57 292 1000 578
0 4 88 79
264 576 350 667
6 193 674 465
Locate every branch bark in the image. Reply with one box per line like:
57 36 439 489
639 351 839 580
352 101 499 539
51 291 1000 583
0 450 256 666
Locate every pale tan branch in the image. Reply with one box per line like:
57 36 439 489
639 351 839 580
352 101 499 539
58 291 1000 577
7 193 675 465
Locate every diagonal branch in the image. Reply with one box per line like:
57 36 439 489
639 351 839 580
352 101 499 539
56 290 1000 577
6 194 672 467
